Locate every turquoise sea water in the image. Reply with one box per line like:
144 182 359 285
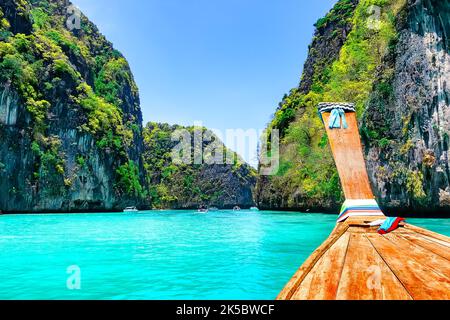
0 210 449 300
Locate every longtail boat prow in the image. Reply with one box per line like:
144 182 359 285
278 103 450 301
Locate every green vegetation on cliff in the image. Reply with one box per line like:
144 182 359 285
143 123 256 209
0 0 142 192
359 0 450 212
258 0 407 210
0 0 145 212
1 0 259 212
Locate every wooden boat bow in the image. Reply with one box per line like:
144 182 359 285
278 103 450 300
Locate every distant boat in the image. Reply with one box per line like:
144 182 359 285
198 205 209 213
250 207 259 211
209 207 219 211
123 207 139 213
233 206 241 211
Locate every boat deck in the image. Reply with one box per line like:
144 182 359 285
278 216 450 300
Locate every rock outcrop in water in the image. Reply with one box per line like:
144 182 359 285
256 0 450 216
0 0 256 212
143 123 256 209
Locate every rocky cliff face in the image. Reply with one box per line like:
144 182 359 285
363 0 450 215
256 0 359 212
257 0 450 216
0 0 256 212
143 123 256 209
0 0 146 212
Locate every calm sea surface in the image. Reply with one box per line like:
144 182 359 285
0 210 449 300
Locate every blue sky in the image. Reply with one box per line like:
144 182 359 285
72 0 337 166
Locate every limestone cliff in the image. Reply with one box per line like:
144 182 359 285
363 0 450 215
257 0 450 216
143 123 256 209
0 0 256 212
0 0 147 212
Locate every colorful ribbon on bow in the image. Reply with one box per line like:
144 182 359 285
328 108 348 129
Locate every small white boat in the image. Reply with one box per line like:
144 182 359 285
123 206 139 213
233 206 241 211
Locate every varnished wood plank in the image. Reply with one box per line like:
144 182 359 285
291 233 351 300
382 233 450 279
289 268 315 300
321 113 375 200
347 216 381 224
403 224 450 246
400 233 450 261
402 230 450 248
277 222 349 300
367 234 450 300
348 225 379 233
279 217 450 300
336 233 412 300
